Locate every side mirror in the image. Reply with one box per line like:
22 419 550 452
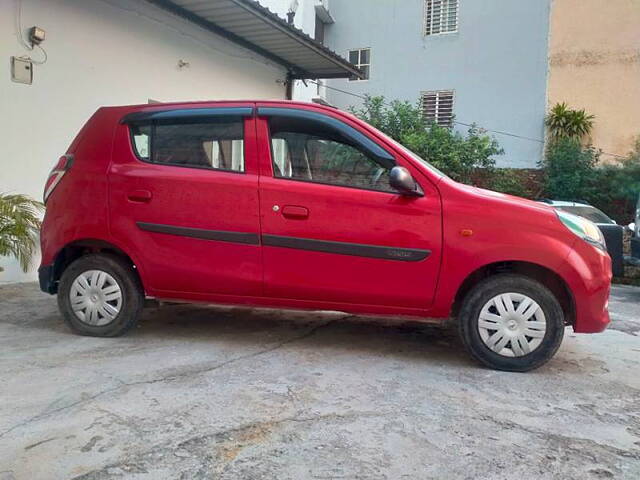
389 166 423 197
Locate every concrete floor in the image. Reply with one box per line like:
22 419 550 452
0 283 639 480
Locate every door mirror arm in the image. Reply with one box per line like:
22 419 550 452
389 166 424 197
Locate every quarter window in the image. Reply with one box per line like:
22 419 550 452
130 120 245 172
268 115 394 193
132 125 150 160
424 0 459 36
348 48 370 81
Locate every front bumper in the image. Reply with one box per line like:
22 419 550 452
38 265 56 294
560 240 612 334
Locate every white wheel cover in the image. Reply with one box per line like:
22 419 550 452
69 270 123 326
477 293 547 357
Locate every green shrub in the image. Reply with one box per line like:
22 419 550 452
350 95 503 184
487 169 535 198
590 140 640 223
350 96 425 141
541 136 640 223
540 137 599 202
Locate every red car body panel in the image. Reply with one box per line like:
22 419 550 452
108 107 262 297
254 109 442 309
39 100 611 333
556 238 612 333
40 108 120 267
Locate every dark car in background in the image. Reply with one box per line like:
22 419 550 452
542 200 625 277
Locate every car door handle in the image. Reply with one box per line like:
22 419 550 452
281 205 309 219
128 190 152 203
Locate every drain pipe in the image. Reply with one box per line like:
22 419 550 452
285 72 293 100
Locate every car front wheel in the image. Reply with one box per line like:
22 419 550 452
458 274 565 372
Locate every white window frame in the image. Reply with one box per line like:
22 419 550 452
348 48 371 82
421 90 455 128
424 0 459 36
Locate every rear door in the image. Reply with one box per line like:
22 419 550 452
109 105 262 297
255 106 442 311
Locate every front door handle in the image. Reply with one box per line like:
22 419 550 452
128 189 152 203
281 205 309 219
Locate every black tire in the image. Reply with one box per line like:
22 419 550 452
58 253 143 337
458 274 565 372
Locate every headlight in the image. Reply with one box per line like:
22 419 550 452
556 210 606 251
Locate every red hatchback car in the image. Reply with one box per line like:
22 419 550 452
39 101 611 371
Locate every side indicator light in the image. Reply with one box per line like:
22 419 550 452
460 229 474 237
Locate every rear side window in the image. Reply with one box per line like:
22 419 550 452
130 120 244 172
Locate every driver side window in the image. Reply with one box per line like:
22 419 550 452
268 116 394 193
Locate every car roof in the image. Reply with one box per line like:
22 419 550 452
104 99 339 112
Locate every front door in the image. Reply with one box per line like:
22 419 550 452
109 105 262 297
256 106 442 311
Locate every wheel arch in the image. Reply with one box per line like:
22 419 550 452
451 261 576 327
49 239 144 294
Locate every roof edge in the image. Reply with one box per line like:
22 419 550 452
145 0 363 79
231 0 362 79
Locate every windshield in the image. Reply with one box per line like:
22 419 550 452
556 206 614 224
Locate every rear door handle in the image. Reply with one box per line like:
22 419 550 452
281 205 309 219
128 189 152 203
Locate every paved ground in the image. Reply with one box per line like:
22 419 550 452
0 283 639 480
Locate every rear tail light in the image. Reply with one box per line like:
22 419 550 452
43 154 74 204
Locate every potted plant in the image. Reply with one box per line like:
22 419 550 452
0 194 43 274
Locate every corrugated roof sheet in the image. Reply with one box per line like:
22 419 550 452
147 0 362 79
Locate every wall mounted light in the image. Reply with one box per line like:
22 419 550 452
29 26 46 46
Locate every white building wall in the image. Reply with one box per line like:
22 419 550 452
0 0 287 284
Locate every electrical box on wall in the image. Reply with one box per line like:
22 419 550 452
11 57 33 84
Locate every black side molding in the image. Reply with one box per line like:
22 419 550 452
262 234 430 262
137 222 260 245
136 222 430 262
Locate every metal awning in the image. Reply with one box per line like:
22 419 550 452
147 0 362 79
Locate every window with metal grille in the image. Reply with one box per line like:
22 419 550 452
424 0 458 36
421 90 455 127
348 48 370 81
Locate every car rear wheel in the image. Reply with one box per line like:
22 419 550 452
458 274 565 372
58 254 143 337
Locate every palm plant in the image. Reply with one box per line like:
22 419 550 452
546 102 595 142
0 194 44 273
